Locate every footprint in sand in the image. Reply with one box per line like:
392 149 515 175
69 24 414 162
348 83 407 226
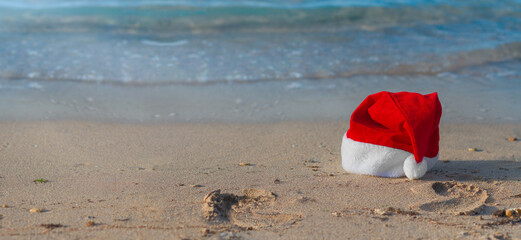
202 189 299 230
414 181 488 215
0 142 10 151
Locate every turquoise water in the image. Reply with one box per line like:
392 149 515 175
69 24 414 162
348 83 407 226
0 0 520 122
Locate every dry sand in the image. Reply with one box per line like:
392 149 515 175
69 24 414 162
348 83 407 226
0 121 520 239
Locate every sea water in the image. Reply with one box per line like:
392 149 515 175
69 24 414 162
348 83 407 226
0 0 520 123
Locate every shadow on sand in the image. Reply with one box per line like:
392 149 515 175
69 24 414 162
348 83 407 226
422 159 521 182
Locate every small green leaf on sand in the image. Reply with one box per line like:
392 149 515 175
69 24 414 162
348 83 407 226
33 178 48 183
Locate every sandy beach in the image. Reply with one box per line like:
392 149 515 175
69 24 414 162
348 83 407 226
2 0 521 239
0 121 520 239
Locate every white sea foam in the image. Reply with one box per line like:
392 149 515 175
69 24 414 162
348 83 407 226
27 82 43 89
286 82 303 89
141 40 188 47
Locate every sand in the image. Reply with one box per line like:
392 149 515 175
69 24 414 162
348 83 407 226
0 121 520 239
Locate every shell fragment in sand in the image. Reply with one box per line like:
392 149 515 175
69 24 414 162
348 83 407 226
29 208 44 213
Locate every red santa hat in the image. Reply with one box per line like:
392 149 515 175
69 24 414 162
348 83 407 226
341 91 442 179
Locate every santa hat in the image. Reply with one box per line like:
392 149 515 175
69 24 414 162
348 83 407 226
341 91 442 180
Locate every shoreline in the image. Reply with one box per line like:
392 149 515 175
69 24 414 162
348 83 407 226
2 76 521 124
0 120 520 239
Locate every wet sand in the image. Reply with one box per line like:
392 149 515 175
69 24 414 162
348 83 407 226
0 121 520 239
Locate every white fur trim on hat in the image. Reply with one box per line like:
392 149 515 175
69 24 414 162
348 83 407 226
341 133 438 180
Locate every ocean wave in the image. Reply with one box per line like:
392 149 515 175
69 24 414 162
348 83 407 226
1 1 520 35
1 41 520 86
0 0 472 10
1 0 520 86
